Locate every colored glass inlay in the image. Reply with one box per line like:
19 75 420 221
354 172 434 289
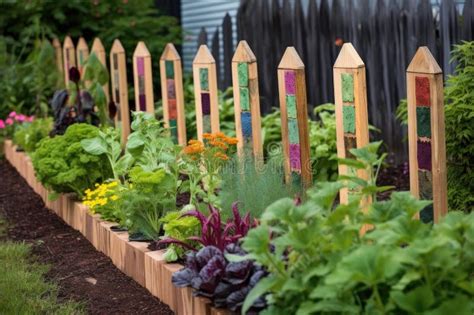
288 118 300 144
165 60 174 79
286 95 297 119
289 143 301 171
238 62 248 87
416 107 431 138
79 50 84 65
202 115 211 133
168 99 177 120
341 73 354 102
137 57 145 76
343 105 355 134
201 93 211 115
200 68 209 91
417 140 432 171
167 79 176 99
284 71 296 95
114 71 120 103
138 75 146 111
418 169 434 223
291 171 302 187
169 119 178 141
240 87 250 111
241 111 252 138
344 134 356 159
415 76 430 106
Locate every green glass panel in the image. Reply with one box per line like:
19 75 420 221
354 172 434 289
343 105 355 133
240 87 250 111
286 95 297 119
288 118 300 144
416 107 431 138
238 62 248 87
341 73 354 102
165 60 174 79
199 68 209 91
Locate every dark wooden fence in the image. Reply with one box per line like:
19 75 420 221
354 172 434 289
199 0 473 160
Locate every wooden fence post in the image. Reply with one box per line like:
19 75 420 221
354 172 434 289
232 40 263 161
333 43 370 205
407 47 447 223
91 37 110 104
52 38 63 75
76 37 89 78
133 41 154 114
193 45 219 141
277 47 312 188
110 39 130 145
62 36 76 85
160 43 186 145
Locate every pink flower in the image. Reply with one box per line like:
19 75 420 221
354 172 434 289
6 118 14 125
8 111 17 118
15 114 26 122
26 115 35 122
0 119 5 129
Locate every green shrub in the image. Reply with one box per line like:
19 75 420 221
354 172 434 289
32 123 111 197
236 143 474 315
13 118 52 153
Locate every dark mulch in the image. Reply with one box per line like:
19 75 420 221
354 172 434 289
377 161 410 200
0 160 174 315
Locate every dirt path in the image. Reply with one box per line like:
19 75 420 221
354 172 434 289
0 160 173 315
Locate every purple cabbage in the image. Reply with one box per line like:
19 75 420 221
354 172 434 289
172 244 267 312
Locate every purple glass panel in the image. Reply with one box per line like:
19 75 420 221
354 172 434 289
167 79 176 99
139 95 146 111
289 143 301 171
285 71 296 95
417 140 432 171
137 57 145 76
201 93 211 115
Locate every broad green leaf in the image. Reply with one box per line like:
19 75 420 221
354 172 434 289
391 285 434 313
81 137 107 155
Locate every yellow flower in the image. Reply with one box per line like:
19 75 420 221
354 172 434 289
110 195 119 201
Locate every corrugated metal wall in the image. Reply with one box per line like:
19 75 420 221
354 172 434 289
181 0 240 72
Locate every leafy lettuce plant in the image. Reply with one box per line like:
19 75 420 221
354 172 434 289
32 123 111 198
158 210 200 262
13 117 52 153
235 144 474 315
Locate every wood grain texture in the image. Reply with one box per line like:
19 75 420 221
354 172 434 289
109 39 130 145
123 239 150 287
160 43 187 145
407 47 447 222
144 250 166 300
232 40 263 161
193 45 220 141
91 37 110 103
278 47 312 188
133 41 154 114
52 38 63 75
76 37 89 77
62 36 76 85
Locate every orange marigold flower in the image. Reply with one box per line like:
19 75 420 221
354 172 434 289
212 140 228 150
214 152 229 161
224 137 238 145
184 142 204 154
203 133 214 140
215 132 226 139
188 139 201 145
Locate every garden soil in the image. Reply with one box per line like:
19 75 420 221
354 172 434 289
0 160 174 315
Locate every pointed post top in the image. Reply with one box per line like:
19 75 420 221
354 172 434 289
111 39 125 53
91 37 105 53
63 36 74 48
193 45 215 65
77 37 88 50
133 41 150 57
278 47 304 69
334 43 364 69
52 38 61 48
160 43 181 61
232 40 256 63
407 46 442 74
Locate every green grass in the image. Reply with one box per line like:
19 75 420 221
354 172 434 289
0 219 84 314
